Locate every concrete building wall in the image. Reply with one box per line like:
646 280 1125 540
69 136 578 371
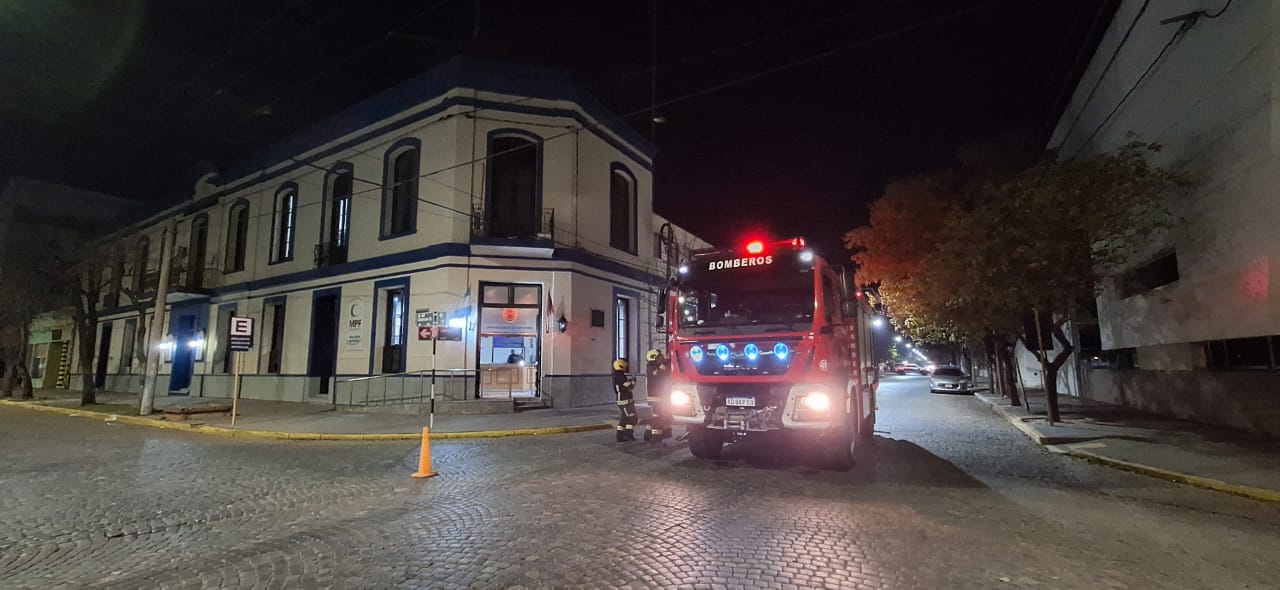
1051 0 1278 351
1047 0 1280 434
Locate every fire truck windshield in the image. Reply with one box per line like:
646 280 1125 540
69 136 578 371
678 255 813 332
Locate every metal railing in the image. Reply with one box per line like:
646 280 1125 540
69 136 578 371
471 205 555 242
334 369 475 408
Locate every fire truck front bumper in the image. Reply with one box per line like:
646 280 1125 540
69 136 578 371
668 383 837 431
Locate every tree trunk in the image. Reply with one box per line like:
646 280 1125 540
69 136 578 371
16 361 34 399
77 318 98 406
2 358 15 397
1041 322 1075 423
998 340 1021 406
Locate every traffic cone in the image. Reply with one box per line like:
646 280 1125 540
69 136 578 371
411 427 438 479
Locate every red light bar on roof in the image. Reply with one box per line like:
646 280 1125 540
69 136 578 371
791 237 806 248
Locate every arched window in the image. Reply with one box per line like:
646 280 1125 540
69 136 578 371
188 215 209 288
225 200 250 272
132 237 150 292
609 164 637 254
486 130 542 239
325 164 354 264
272 184 298 263
381 140 419 238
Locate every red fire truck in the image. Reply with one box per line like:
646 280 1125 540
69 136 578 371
660 237 878 469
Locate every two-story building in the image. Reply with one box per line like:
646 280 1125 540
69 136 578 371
1047 0 1280 435
82 57 708 408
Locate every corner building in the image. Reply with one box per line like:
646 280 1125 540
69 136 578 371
87 57 708 408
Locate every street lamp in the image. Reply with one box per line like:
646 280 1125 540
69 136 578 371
894 335 902 342
906 343 913 349
872 317 884 328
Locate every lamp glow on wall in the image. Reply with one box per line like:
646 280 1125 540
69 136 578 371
556 313 568 333
158 335 175 362
188 330 206 361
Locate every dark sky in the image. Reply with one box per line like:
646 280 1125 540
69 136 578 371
1 0 1113 260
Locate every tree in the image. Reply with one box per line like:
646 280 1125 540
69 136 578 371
0 224 86 399
846 142 1189 419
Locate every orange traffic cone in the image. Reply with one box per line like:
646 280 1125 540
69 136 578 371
411 426 438 479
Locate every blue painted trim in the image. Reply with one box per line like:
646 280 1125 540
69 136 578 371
611 286 641 365
368 277 411 375
484 128 543 239
214 243 468 295
321 162 355 248
379 138 421 240
269 183 299 265
608 163 639 256
209 243 661 299
224 198 252 273
306 287 342 378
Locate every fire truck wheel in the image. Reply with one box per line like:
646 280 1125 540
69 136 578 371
687 426 724 459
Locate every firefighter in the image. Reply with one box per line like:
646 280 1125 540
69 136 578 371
613 359 637 442
643 348 671 442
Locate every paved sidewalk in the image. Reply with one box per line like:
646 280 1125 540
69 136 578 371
3 389 649 439
976 389 1280 503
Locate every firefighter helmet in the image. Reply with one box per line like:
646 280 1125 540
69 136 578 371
613 359 629 372
646 349 662 362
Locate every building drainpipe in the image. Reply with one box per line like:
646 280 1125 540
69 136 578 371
139 222 175 416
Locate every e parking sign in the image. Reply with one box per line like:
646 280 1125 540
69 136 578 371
229 316 255 351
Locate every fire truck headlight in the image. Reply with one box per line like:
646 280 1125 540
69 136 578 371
800 392 830 412
773 342 789 360
670 388 692 406
799 250 814 263
689 345 704 363
743 343 759 361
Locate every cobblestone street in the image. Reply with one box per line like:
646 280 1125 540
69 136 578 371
3 376 1278 589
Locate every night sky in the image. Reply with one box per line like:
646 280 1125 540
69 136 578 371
2 0 1113 260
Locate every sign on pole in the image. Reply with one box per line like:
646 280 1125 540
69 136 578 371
228 316 254 427
417 326 434 341
229 316 255 351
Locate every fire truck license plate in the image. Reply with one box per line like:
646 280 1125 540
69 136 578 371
725 396 755 407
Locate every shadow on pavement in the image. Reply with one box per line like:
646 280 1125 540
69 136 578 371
665 434 988 489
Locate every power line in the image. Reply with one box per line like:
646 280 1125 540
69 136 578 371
1203 0 1234 18
1069 19 1191 159
1055 0 1153 150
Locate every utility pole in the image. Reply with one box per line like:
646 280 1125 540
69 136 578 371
139 223 174 416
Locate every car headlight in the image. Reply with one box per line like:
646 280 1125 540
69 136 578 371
670 388 692 406
800 392 830 411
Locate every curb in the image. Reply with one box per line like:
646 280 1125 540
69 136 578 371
1062 445 1280 505
0 399 611 441
973 393 1051 444
969 395 1280 505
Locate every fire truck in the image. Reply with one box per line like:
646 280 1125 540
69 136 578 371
659 237 878 469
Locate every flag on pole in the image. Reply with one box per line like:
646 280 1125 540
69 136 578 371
545 291 556 333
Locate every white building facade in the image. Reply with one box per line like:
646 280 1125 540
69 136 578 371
1048 0 1280 434
81 57 708 408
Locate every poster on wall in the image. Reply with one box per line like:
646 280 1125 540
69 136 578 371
345 298 367 350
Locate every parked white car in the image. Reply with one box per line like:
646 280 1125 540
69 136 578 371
929 366 974 393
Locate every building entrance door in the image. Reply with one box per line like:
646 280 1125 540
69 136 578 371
168 315 196 393
308 291 340 395
476 282 542 398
